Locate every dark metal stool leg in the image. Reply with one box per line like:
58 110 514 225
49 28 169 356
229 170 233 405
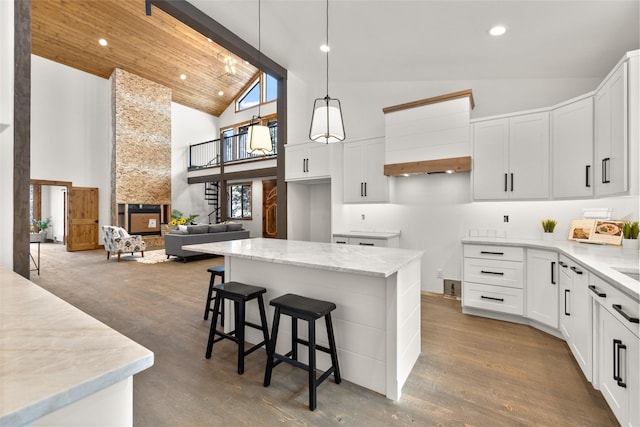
204 274 216 320
205 295 222 358
257 296 270 348
308 319 317 411
291 317 298 361
264 307 281 387
236 301 245 374
325 313 341 383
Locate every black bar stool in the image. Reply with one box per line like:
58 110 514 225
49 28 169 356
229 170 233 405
205 281 270 375
204 266 224 322
263 293 341 411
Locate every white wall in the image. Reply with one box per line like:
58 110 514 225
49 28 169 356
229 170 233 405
0 0 14 268
171 102 219 223
31 56 111 244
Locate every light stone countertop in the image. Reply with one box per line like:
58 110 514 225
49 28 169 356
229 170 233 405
332 231 401 239
462 238 639 301
186 238 423 278
0 267 154 426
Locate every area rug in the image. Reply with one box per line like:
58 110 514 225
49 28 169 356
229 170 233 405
121 249 172 264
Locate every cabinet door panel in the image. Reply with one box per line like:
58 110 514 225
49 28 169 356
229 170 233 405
363 140 388 202
307 143 331 178
472 119 509 200
285 145 308 181
571 268 592 381
343 143 365 202
551 97 594 198
509 112 550 199
526 249 558 329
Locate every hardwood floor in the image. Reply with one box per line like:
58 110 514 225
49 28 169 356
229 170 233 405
30 243 617 426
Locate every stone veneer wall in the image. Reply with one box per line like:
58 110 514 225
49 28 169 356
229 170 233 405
110 68 171 216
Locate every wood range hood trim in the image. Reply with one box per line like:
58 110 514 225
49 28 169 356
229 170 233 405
384 156 471 176
382 89 475 114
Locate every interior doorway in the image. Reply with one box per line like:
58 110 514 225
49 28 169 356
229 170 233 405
262 179 277 238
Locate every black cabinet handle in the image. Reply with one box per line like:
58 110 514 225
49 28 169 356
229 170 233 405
564 289 570 316
570 266 583 275
480 251 504 255
585 165 591 187
613 339 627 388
364 182 367 197
481 295 504 302
551 261 556 285
559 261 568 268
588 285 606 298
358 242 374 246
360 182 364 197
602 158 611 184
612 304 640 324
306 158 309 172
510 173 514 192
504 173 508 192
302 158 306 172
480 270 504 276
335 240 347 244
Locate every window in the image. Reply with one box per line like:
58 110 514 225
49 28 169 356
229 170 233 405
228 182 252 219
236 72 278 111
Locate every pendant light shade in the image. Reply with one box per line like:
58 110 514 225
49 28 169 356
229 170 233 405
247 0 274 155
310 96 345 143
246 118 273 154
310 0 345 143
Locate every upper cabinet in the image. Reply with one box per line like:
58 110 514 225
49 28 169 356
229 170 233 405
472 111 549 200
343 139 389 203
285 142 331 182
594 61 628 197
551 96 594 199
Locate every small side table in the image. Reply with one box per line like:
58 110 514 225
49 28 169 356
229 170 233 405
30 241 40 275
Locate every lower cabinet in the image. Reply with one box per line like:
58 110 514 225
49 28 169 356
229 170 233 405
558 256 592 381
332 234 399 248
526 249 558 328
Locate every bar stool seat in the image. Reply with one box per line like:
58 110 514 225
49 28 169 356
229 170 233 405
204 266 225 321
263 293 341 411
205 281 270 375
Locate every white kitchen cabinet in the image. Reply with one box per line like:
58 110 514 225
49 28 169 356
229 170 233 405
332 233 399 248
558 256 592 381
598 304 639 427
551 96 594 199
285 142 331 182
594 61 628 197
343 140 389 203
526 249 558 329
472 111 550 200
462 245 524 315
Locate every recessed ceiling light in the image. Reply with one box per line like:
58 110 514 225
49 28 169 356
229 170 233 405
489 25 506 36
180 74 187 80
98 38 108 46
320 44 330 53
218 90 224 96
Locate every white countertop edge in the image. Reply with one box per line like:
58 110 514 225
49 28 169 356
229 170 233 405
3 354 154 427
462 238 639 301
332 231 401 239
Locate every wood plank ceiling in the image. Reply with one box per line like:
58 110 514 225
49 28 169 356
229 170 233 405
31 0 258 116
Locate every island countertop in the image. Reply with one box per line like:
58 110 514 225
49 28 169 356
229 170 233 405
186 238 423 278
0 267 154 426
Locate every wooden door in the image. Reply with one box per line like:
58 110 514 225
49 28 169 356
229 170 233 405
262 179 277 238
67 187 99 251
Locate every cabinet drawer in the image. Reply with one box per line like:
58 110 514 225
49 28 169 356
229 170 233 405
463 245 523 261
463 282 524 315
463 258 524 289
349 237 385 247
332 236 349 245
591 275 639 338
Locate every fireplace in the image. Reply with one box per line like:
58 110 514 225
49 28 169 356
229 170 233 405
128 204 161 236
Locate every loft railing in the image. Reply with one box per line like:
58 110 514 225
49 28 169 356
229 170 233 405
189 123 278 169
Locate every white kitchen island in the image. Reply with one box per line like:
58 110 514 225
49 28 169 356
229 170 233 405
187 238 423 401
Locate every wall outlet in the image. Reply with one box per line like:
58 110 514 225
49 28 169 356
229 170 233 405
361 214 365 220
503 215 509 222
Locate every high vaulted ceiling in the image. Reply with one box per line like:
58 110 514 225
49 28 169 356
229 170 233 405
32 1 639 117
32 0 259 117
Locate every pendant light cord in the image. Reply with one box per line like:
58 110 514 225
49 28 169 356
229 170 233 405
325 0 329 99
257 0 262 120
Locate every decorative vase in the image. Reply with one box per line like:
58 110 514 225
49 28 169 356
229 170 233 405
542 232 554 241
623 239 639 250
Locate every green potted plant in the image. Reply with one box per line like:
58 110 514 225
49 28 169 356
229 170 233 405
541 219 557 241
622 221 639 249
30 217 51 242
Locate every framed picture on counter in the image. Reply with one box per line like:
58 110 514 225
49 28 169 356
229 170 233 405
568 219 623 245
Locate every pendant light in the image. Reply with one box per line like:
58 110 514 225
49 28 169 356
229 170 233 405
309 0 345 143
246 0 273 154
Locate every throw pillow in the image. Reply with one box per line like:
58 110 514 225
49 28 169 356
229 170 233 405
117 227 130 238
187 224 210 234
178 225 188 233
226 223 243 231
208 224 227 233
